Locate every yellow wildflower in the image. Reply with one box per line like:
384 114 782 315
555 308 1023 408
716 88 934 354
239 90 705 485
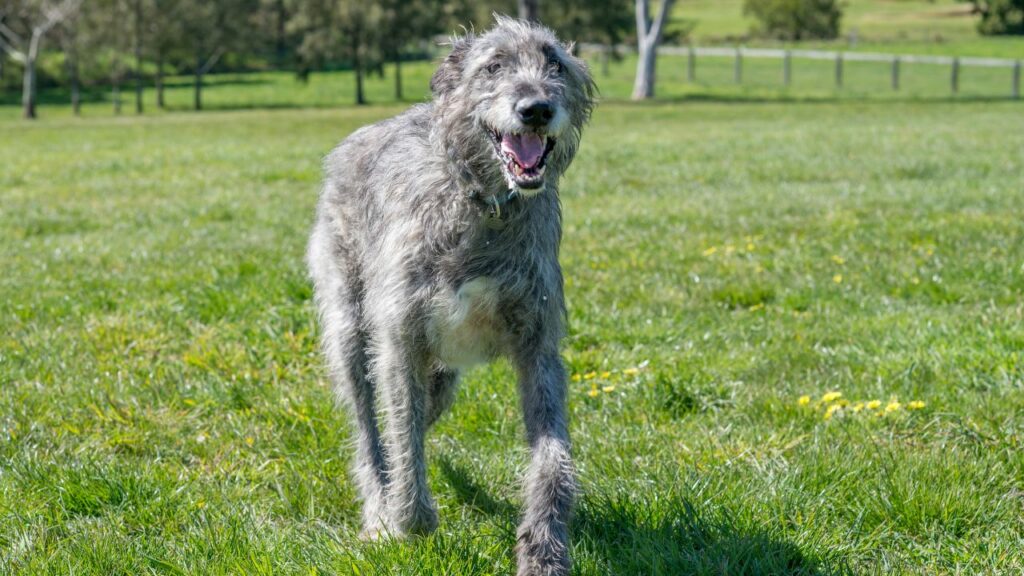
831 255 845 265
821 391 843 403
622 367 640 376
824 404 841 420
584 371 597 380
885 401 902 413
602 385 616 393
749 303 765 311
851 402 864 413
587 386 599 398
245 436 255 447
798 395 811 406
833 274 843 284
746 242 755 251
702 246 717 256
571 373 582 383
907 400 926 410
866 400 882 410
600 371 611 379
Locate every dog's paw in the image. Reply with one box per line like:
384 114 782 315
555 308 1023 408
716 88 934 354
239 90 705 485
391 503 439 536
515 526 570 576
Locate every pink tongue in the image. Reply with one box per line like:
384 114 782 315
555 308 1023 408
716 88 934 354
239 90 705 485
501 133 545 169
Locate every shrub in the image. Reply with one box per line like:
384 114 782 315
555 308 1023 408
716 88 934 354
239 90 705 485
962 0 1024 35
743 0 843 40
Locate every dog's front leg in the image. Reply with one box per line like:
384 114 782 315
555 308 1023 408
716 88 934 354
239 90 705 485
514 351 575 576
374 333 438 536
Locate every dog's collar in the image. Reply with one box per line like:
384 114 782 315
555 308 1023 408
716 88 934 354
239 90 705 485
469 189 519 230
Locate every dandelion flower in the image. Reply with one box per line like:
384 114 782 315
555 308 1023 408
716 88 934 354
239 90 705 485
885 401 902 413
851 402 864 413
622 367 640 376
703 246 718 256
587 387 599 398
584 371 597 380
832 255 845 265
602 385 616 393
245 436 254 447
600 371 611 379
822 391 843 403
798 395 811 406
907 400 926 410
824 404 841 420
833 274 843 284
571 373 582 382
866 400 882 410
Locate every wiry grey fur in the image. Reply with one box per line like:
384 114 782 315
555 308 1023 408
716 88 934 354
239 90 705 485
306 16 594 576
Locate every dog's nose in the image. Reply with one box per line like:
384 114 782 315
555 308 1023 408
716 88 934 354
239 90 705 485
516 100 554 128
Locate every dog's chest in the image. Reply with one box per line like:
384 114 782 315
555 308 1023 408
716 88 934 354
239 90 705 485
427 277 505 370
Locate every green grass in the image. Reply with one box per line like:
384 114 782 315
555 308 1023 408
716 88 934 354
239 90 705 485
2 67 1024 575
674 0 1024 58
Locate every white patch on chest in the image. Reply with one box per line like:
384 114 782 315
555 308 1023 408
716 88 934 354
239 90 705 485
428 277 504 370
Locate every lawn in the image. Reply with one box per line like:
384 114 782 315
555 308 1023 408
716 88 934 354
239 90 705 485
2 68 1024 575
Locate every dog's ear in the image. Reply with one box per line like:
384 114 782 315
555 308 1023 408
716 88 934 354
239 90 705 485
431 35 474 98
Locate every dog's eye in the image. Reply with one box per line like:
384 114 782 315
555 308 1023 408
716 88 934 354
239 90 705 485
486 62 502 75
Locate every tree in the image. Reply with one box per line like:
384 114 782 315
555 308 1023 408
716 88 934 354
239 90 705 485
380 0 440 101
743 0 842 41
543 0 632 75
179 0 256 110
0 0 83 118
632 0 674 100
148 0 184 109
961 0 1024 35
289 0 383 105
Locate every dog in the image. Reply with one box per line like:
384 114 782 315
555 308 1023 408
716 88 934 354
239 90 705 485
306 16 594 575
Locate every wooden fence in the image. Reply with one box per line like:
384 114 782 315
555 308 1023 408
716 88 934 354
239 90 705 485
586 44 1022 98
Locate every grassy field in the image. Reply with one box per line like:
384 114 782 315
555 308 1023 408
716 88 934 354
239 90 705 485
3 70 1024 575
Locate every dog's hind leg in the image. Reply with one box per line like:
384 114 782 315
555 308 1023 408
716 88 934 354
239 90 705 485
308 224 388 538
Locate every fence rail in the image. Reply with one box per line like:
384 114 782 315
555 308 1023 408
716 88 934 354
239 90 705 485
582 43 1023 98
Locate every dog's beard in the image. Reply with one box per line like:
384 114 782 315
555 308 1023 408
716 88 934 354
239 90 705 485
486 127 556 192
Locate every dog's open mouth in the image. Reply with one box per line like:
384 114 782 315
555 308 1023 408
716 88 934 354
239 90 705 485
488 129 556 190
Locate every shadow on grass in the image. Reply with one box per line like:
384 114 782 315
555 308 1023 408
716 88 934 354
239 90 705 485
440 458 850 575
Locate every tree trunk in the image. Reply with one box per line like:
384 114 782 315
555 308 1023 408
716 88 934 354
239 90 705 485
134 0 143 114
355 60 365 105
194 51 203 110
156 54 165 109
113 78 122 114
518 0 540 22
632 0 674 101
23 31 43 119
66 50 80 115
352 29 365 105
394 54 402 101
632 40 655 99
22 55 37 119
275 0 286 66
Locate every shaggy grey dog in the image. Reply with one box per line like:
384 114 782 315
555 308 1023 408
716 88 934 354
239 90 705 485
307 16 594 575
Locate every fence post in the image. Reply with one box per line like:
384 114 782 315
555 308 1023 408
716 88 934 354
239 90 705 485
1013 60 1020 99
783 50 791 86
891 57 900 91
687 45 696 82
951 57 960 94
735 47 743 84
835 52 843 88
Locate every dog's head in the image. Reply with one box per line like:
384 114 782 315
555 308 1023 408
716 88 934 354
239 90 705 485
431 16 595 196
